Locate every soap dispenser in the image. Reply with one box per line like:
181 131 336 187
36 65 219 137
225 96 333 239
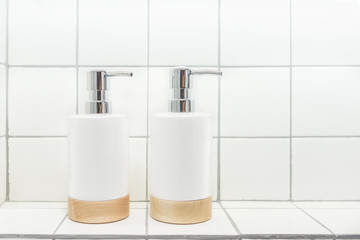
149 66 222 224
68 70 132 224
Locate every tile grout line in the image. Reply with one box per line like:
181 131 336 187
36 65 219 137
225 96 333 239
8 136 68 138
292 202 336 237
4 200 150 203
145 0 150 202
52 214 68 235
221 136 360 138
222 199 360 202
7 64 360 68
216 0 221 202
75 0 79 114
9 65 77 68
6 135 360 139
289 0 293 201
219 202 242 237
0 234 351 239
5 0 9 202
4 199 360 203
7 135 149 138
221 136 291 139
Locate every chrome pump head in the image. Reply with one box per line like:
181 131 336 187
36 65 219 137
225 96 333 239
169 66 222 113
86 70 133 114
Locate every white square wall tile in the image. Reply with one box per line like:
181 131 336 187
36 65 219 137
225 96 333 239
0 137 5 203
148 209 237 235
228 208 330 235
0 0 6 63
292 67 360 136
292 0 360 65
149 67 219 136
149 0 218 65
9 68 76 136
9 0 76 65
56 209 146 235
221 138 290 200
0 208 66 234
0 65 5 136
129 138 146 201
293 138 360 200
221 0 290 66
221 68 290 137
79 0 147 65
78 68 147 136
9 138 68 201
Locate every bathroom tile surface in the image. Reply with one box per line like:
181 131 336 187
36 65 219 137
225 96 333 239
292 0 360 65
212 202 221 209
130 202 147 209
1 202 67 209
148 209 237 236
221 0 290 65
221 68 290 137
292 67 360 136
56 209 146 235
221 138 290 200
79 0 147 65
0 65 5 136
300 208 360 235
295 202 360 235
9 68 76 136
228 208 331 235
0 202 359 238
292 138 360 200
222 201 296 209
149 0 218 65
0 138 5 203
129 139 147 201
9 138 68 201
0 208 66 234
295 201 360 209
9 0 76 64
0 0 5 63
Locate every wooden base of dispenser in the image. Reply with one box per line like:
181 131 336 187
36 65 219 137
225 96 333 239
150 195 212 224
68 194 129 224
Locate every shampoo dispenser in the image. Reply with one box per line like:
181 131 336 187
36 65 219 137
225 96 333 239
68 70 133 224
150 66 222 224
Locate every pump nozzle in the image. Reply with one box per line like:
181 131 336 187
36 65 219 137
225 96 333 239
86 70 133 114
169 66 222 113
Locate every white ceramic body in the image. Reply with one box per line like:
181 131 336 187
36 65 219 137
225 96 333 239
149 112 212 201
68 114 128 201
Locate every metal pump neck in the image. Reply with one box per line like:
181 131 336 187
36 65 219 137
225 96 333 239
86 70 133 114
169 66 222 113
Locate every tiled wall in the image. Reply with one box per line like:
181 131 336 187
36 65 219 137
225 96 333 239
0 0 360 202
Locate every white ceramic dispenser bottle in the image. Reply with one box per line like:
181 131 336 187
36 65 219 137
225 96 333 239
150 66 222 224
68 70 132 224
